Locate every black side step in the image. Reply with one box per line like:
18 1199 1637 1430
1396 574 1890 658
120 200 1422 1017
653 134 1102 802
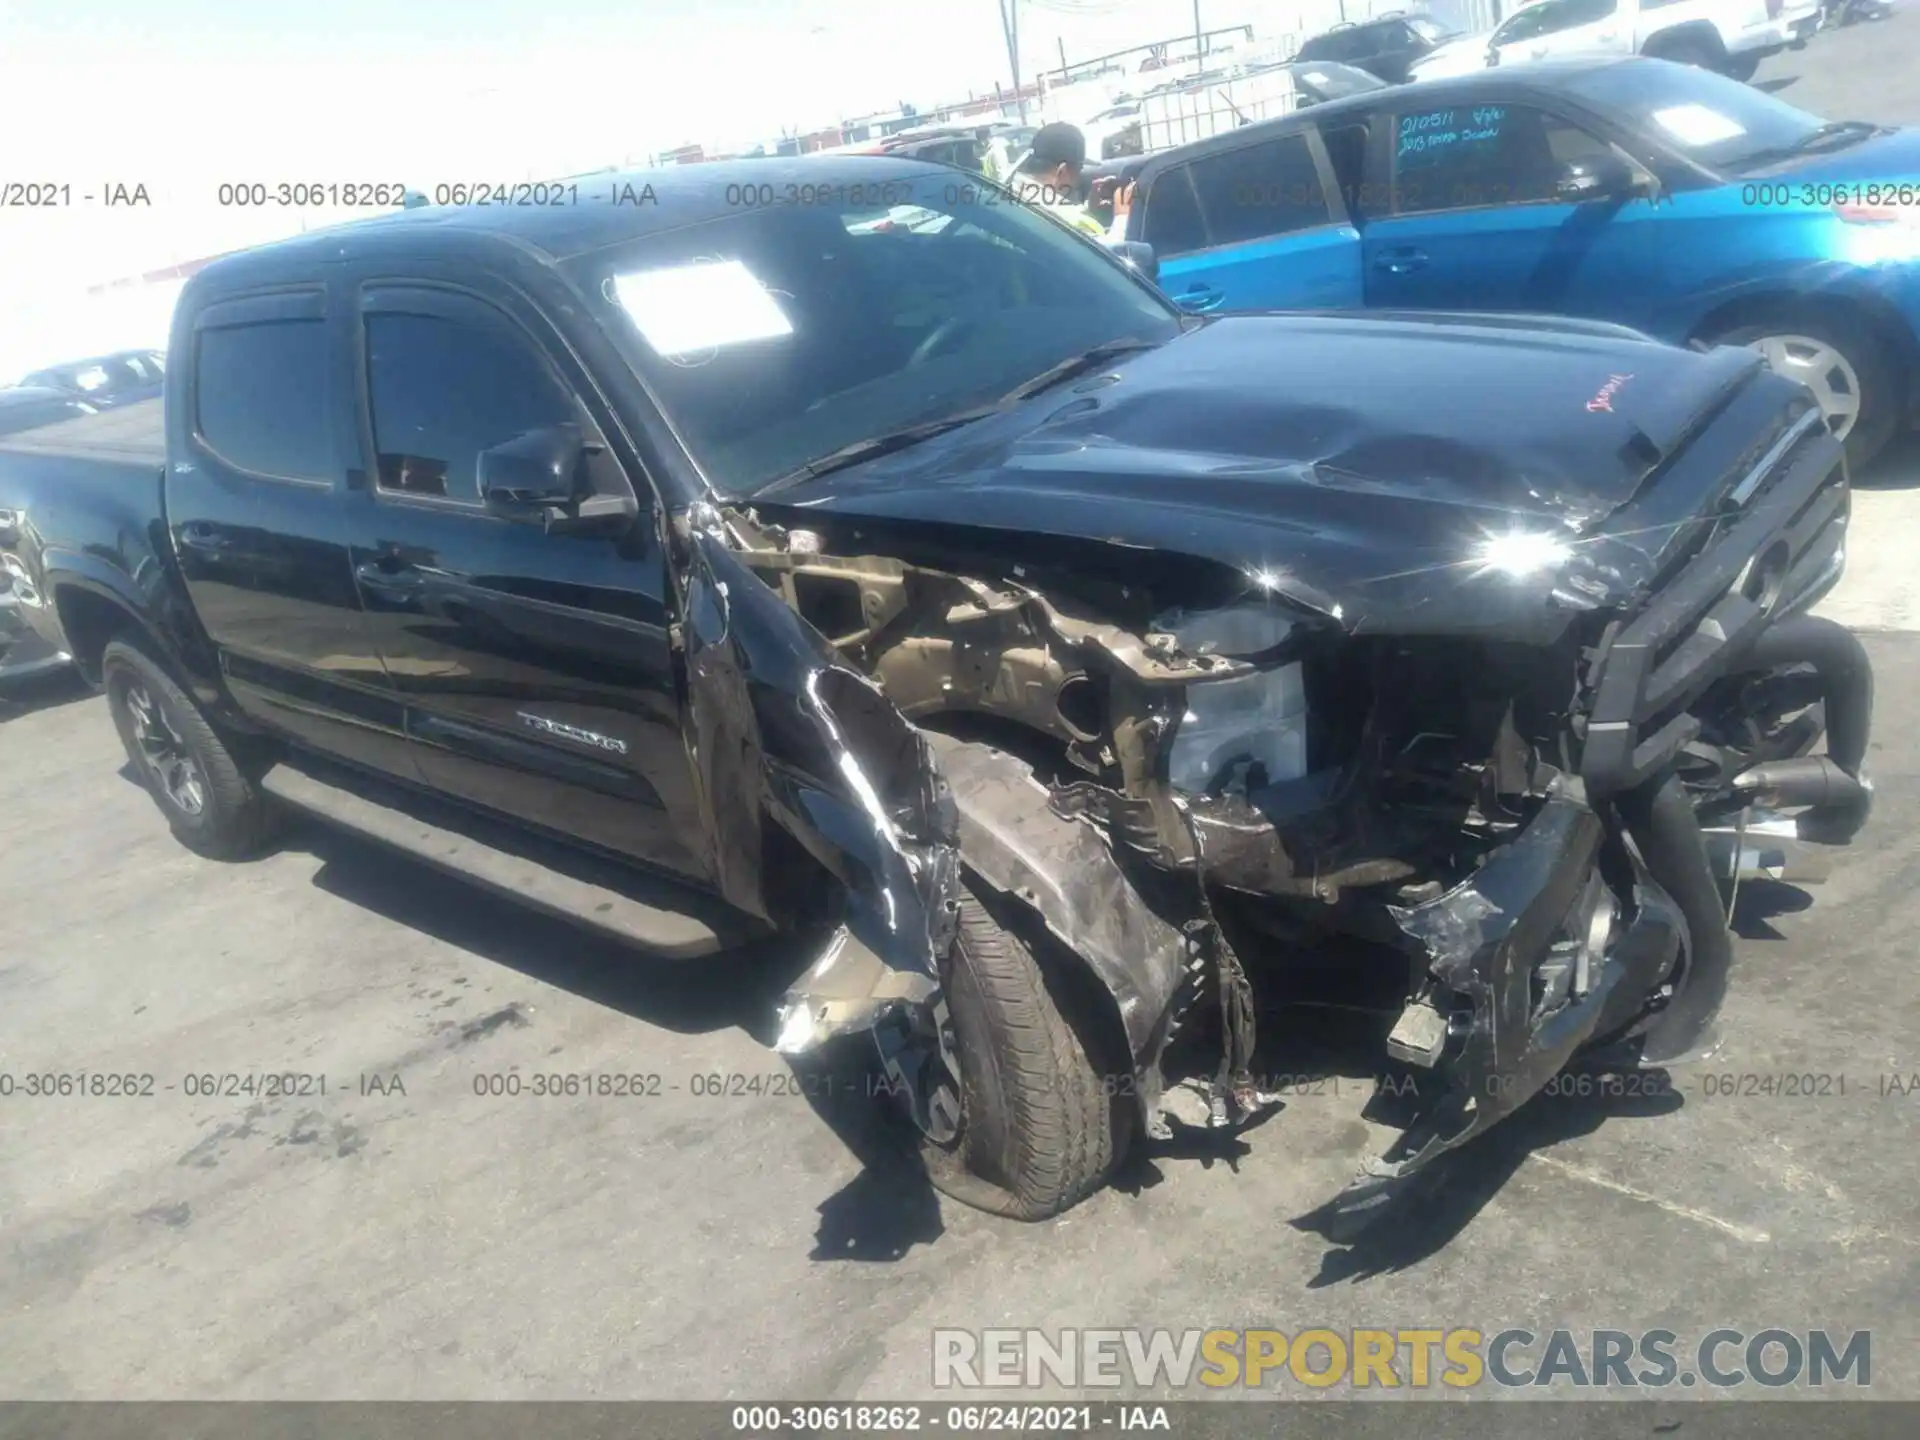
260 757 750 959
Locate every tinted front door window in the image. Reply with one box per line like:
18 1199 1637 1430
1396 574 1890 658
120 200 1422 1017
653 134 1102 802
366 314 578 503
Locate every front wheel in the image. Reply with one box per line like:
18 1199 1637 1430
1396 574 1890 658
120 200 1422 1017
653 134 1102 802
917 885 1132 1220
102 637 280 860
1707 312 1899 472
1720 52 1763 82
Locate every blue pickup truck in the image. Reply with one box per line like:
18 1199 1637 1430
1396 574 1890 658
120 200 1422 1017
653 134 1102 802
1114 56 1920 468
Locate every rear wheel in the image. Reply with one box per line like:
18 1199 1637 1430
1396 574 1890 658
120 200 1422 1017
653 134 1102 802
1707 311 1899 472
917 885 1131 1220
1648 35 1723 70
1720 51 1763 82
102 637 279 860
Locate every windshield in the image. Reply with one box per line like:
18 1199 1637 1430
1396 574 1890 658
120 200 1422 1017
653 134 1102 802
1292 62 1391 99
1562 60 1834 171
32 356 152 395
1407 16 1455 41
567 169 1181 498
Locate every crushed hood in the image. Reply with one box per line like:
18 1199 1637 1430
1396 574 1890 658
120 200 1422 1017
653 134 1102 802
770 312 1771 641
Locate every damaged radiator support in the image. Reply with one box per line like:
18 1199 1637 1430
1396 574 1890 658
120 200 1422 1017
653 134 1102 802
1178 799 1278 1130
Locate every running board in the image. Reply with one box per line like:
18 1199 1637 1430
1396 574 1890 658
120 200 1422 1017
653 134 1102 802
260 757 748 959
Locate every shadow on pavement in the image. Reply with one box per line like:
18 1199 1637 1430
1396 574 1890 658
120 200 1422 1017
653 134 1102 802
291 814 815 1040
1852 432 1920 491
248 807 1828 1270
1730 877 1816 940
283 808 953 1259
0 666 93 724
1293 1072 1685 1286
793 1045 952 1262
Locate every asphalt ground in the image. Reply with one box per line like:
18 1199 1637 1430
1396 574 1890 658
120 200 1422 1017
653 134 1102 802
3 12 1920 1411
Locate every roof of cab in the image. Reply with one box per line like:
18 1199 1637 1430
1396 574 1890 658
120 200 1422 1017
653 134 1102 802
186 155 955 290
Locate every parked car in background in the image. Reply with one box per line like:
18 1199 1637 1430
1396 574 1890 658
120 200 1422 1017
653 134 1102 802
17 349 166 409
0 387 96 437
0 544 70 681
1297 11 1463 84
1084 102 1145 160
1113 56 1920 468
1409 0 1820 83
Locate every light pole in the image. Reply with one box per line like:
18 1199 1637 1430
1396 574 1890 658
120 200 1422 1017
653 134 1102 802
999 0 1026 122
1193 0 1204 68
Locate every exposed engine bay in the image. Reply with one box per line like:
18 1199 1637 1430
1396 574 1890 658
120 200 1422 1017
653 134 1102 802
697 442 1873 1231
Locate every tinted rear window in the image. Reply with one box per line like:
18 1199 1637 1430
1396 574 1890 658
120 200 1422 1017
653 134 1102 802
1188 134 1332 246
194 320 332 480
1298 32 1358 61
1140 167 1209 257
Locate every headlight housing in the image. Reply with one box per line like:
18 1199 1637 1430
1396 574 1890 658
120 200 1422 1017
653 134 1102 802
1153 603 1309 795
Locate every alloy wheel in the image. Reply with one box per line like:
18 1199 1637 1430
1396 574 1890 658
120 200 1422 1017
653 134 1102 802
124 682 207 816
1746 333 1863 442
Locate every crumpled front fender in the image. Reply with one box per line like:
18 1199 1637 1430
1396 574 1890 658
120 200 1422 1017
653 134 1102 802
678 528 960 1059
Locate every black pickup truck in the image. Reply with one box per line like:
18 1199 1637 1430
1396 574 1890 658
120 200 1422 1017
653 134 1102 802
0 157 1874 1232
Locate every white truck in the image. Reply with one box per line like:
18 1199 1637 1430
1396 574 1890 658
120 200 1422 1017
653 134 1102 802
1408 0 1821 83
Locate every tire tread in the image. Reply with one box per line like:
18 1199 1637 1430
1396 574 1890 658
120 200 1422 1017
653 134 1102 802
933 888 1127 1220
102 637 278 860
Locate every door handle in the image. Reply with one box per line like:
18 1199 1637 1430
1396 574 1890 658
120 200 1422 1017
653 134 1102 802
1371 247 1429 275
354 556 425 598
1175 284 1225 313
1597 28 1617 39
176 523 230 553
1530 44 1549 57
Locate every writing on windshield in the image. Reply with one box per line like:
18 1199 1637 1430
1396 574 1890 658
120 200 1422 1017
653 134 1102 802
1398 107 1508 160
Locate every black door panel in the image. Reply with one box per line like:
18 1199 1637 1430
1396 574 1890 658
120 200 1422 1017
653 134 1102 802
167 287 417 780
344 284 708 882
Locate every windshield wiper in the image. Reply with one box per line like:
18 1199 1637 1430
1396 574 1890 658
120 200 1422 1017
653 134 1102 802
753 338 1166 497
995 337 1164 406
1737 120 1887 168
755 409 998 495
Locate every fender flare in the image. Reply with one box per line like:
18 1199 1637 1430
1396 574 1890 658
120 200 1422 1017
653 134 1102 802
43 551 224 706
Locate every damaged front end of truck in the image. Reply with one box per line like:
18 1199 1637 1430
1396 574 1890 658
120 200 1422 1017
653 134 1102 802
674 341 1871 1231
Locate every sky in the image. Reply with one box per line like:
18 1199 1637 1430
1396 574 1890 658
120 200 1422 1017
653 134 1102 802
0 0 1319 378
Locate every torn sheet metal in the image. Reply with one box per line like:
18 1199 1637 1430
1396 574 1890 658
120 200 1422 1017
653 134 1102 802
1324 782 1684 1230
680 533 961 1059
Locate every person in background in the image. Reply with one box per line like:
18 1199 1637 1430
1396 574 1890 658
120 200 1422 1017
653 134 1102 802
975 127 1007 183
1008 122 1129 243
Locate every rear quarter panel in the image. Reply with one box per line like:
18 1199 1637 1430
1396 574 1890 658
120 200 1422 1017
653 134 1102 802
0 445 218 700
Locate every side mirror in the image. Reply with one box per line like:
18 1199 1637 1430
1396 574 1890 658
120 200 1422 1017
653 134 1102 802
1112 240 1159 282
479 423 637 535
479 423 586 508
1555 152 1638 204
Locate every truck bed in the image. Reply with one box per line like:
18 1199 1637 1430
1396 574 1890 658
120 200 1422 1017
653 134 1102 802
0 397 165 465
